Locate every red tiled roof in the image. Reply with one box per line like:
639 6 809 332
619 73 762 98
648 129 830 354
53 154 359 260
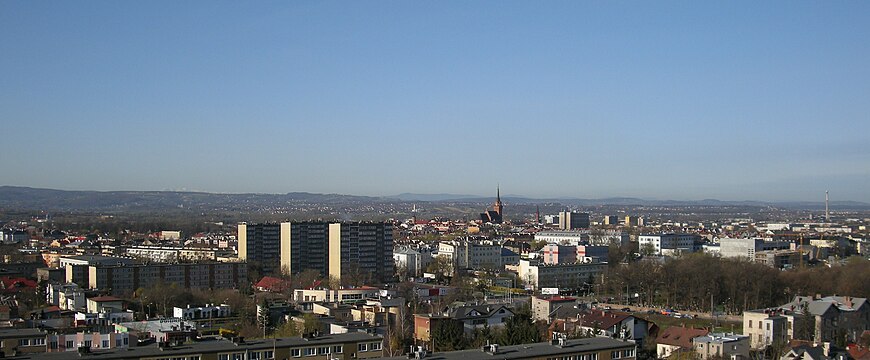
255 276 291 292
656 326 709 348
0 277 37 291
577 310 630 330
848 344 870 360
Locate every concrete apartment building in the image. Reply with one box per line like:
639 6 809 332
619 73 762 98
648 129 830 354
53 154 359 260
743 295 869 349
239 222 393 282
519 259 604 290
638 233 702 256
393 337 636 360
754 250 804 269
692 333 750 359
12 331 384 360
59 255 136 287
535 230 629 247
559 211 590 230
437 239 518 270
82 262 247 294
719 238 791 259
542 244 609 265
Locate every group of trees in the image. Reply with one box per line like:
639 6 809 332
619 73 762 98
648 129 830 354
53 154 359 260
600 253 870 314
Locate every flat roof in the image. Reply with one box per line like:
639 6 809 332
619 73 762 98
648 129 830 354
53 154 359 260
382 338 634 360
7 333 382 360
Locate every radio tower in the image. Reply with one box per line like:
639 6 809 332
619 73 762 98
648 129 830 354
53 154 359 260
825 190 830 222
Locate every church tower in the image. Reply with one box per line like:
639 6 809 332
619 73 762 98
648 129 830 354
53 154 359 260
493 186 504 216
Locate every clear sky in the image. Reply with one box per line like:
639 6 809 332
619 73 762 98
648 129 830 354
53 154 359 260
2 1 869 202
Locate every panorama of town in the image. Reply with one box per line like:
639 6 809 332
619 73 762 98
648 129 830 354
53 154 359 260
0 189 867 360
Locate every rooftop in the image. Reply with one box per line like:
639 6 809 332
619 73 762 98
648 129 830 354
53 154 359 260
381 337 634 360
6 333 383 360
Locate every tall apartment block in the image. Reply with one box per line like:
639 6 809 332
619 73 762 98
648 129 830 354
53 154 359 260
558 211 590 230
239 222 393 282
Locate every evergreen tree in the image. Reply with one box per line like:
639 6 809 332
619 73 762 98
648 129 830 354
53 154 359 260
431 320 467 351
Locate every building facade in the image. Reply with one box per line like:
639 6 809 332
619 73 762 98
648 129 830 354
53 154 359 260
638 234 702 256
559 212 590 230
83 262 247 294
240 222 393 282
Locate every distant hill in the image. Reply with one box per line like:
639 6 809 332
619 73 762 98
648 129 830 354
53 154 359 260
0 186 387 212
1 186 868 212
388 193 481 202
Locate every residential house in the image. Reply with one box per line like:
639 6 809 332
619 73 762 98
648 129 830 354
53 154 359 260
655 327 710 358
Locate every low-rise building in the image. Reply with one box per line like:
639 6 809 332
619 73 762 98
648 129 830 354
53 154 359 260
172 304 231 320
532 295 577 322
742 310 789 349
293 287 381 303
46 331 132 352
692 333 750 359
655 326 709 359
87 296 125 314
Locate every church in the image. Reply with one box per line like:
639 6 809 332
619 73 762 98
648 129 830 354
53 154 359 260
479 187 504 224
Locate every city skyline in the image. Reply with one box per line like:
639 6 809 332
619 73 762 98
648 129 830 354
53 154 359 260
2 2 869 202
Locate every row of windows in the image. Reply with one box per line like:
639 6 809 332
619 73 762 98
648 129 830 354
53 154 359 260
611 348 635 359
220 352 270 360
292 345 343 357
546 354 598 360
18 338 46 346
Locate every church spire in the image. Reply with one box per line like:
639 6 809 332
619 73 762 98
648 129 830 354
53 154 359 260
493 185 503 216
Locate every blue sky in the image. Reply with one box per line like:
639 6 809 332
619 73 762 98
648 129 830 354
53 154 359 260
2 1 868 202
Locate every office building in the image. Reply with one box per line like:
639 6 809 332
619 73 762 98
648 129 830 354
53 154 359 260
559 212 590 230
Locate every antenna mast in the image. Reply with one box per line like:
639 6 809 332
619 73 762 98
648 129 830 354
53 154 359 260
825 190 830 222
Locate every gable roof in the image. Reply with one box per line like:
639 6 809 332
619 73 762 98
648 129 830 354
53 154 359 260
447 304 513 320
655 327 709 348
576 310 632 331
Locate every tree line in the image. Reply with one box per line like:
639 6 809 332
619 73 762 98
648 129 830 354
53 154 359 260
601 253 869 314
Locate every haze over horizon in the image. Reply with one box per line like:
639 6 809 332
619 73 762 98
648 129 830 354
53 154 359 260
2 2 869 202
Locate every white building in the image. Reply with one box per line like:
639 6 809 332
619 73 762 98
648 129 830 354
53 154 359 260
74 311 135 327
638 233 702 256
393 247 432 277
46 283 86 311
437 240 511 270
692 333 750 359
535 230 629 247
719 238 790 259
173 304 231 320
